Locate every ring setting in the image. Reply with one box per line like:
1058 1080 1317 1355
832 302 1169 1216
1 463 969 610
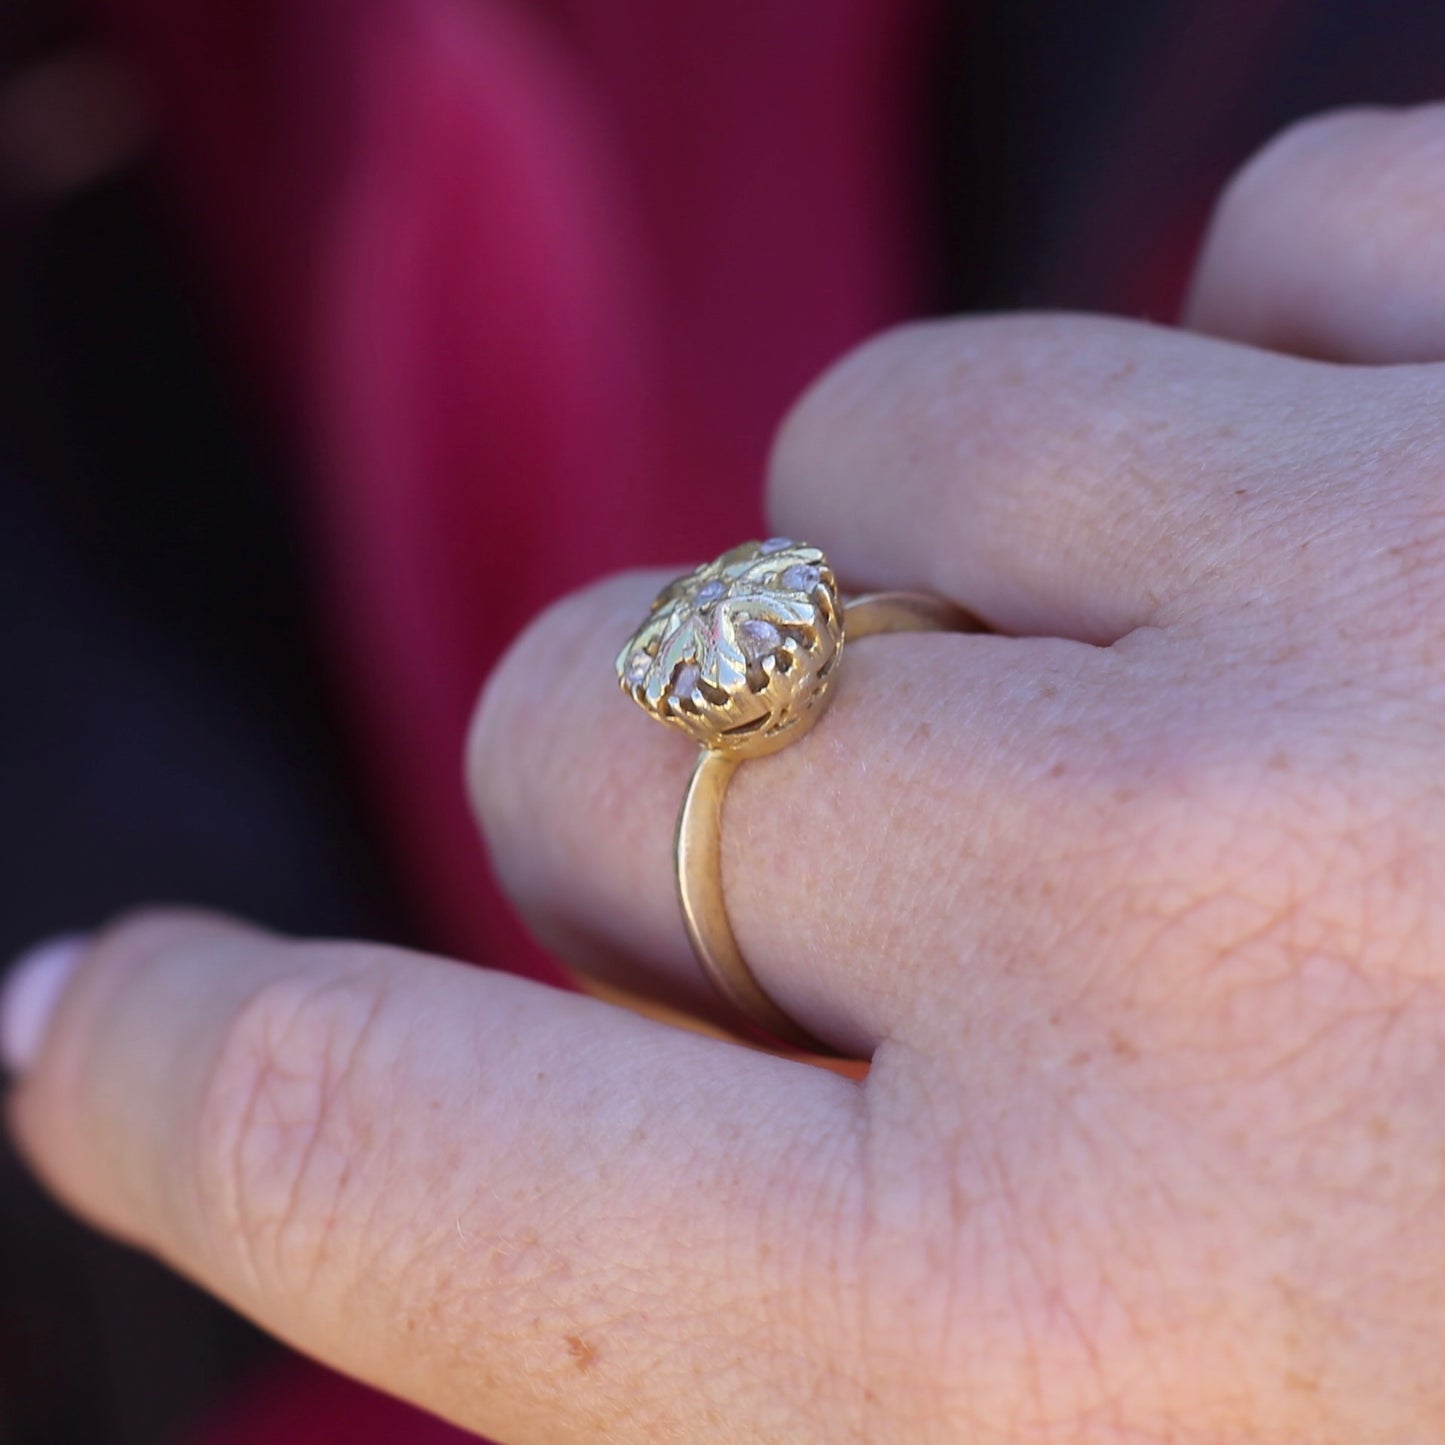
616 538 975 1056
615 538 844 759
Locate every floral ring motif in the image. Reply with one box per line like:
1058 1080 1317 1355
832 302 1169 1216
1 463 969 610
615 538 843 759
614 538 974 1056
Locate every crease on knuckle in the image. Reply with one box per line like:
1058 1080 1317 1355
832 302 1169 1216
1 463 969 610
191 956 393 1301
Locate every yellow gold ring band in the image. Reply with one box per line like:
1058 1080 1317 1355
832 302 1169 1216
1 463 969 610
616 541 979 1055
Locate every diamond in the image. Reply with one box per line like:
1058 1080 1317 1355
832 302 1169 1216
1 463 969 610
695 580 726 604
672 663 700 699
759 537 794 554
737 618 782 660
625 650 650 685
780 563 820 592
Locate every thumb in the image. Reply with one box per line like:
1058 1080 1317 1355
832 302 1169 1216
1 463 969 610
2 910 860 1442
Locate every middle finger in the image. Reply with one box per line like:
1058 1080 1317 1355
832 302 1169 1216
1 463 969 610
768 313 1432 643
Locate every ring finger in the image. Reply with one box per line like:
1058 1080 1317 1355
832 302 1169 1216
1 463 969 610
469 568 1163 1059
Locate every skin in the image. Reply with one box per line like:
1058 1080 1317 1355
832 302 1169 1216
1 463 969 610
9 105 1445 1442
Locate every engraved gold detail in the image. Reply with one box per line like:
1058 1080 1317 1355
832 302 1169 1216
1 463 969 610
615 539 843 759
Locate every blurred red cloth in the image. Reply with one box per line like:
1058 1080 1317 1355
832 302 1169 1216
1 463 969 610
93 0 932 980
86 0 933 1438
189 1361 478 1445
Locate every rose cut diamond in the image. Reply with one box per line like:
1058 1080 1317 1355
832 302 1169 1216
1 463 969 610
737 618 782 660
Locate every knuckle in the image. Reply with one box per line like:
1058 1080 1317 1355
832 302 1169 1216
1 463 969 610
465 586 596 882
767 320 936 491
1219 106 1383 211
190 953 395 1300
467 594 562 792
1216 103 1445 252
466 573 655 803
1231 104 1385 185
771 311 1162 462
465 570 668 912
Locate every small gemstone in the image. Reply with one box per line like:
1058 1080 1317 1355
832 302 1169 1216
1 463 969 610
780 562 820 591
673 663 700 698
737 618 782 660
759 537 793 554
625 650 650 684
695 580 726 604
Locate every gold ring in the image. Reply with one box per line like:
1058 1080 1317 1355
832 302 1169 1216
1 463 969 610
615 539 979 1054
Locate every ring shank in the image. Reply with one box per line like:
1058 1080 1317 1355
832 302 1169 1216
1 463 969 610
674 591 981 1056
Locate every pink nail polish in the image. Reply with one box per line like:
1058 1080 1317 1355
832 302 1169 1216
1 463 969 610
1 935 87 1077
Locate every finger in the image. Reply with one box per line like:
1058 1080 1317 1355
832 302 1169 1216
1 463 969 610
6 910 861 1444
471 568 1151 1057
765 311 1383 642
1186 105 1445 361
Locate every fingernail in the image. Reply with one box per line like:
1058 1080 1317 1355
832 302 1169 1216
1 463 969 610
1 935 86 1077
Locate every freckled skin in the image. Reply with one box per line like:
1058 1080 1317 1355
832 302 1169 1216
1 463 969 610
565 1336 598 1372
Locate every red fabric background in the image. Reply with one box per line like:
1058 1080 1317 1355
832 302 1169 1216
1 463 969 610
90 0 934 978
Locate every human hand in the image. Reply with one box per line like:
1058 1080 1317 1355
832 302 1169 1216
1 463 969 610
10 107 1445 1442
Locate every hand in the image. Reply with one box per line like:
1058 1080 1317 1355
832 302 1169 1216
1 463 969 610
10 107 1445 1443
